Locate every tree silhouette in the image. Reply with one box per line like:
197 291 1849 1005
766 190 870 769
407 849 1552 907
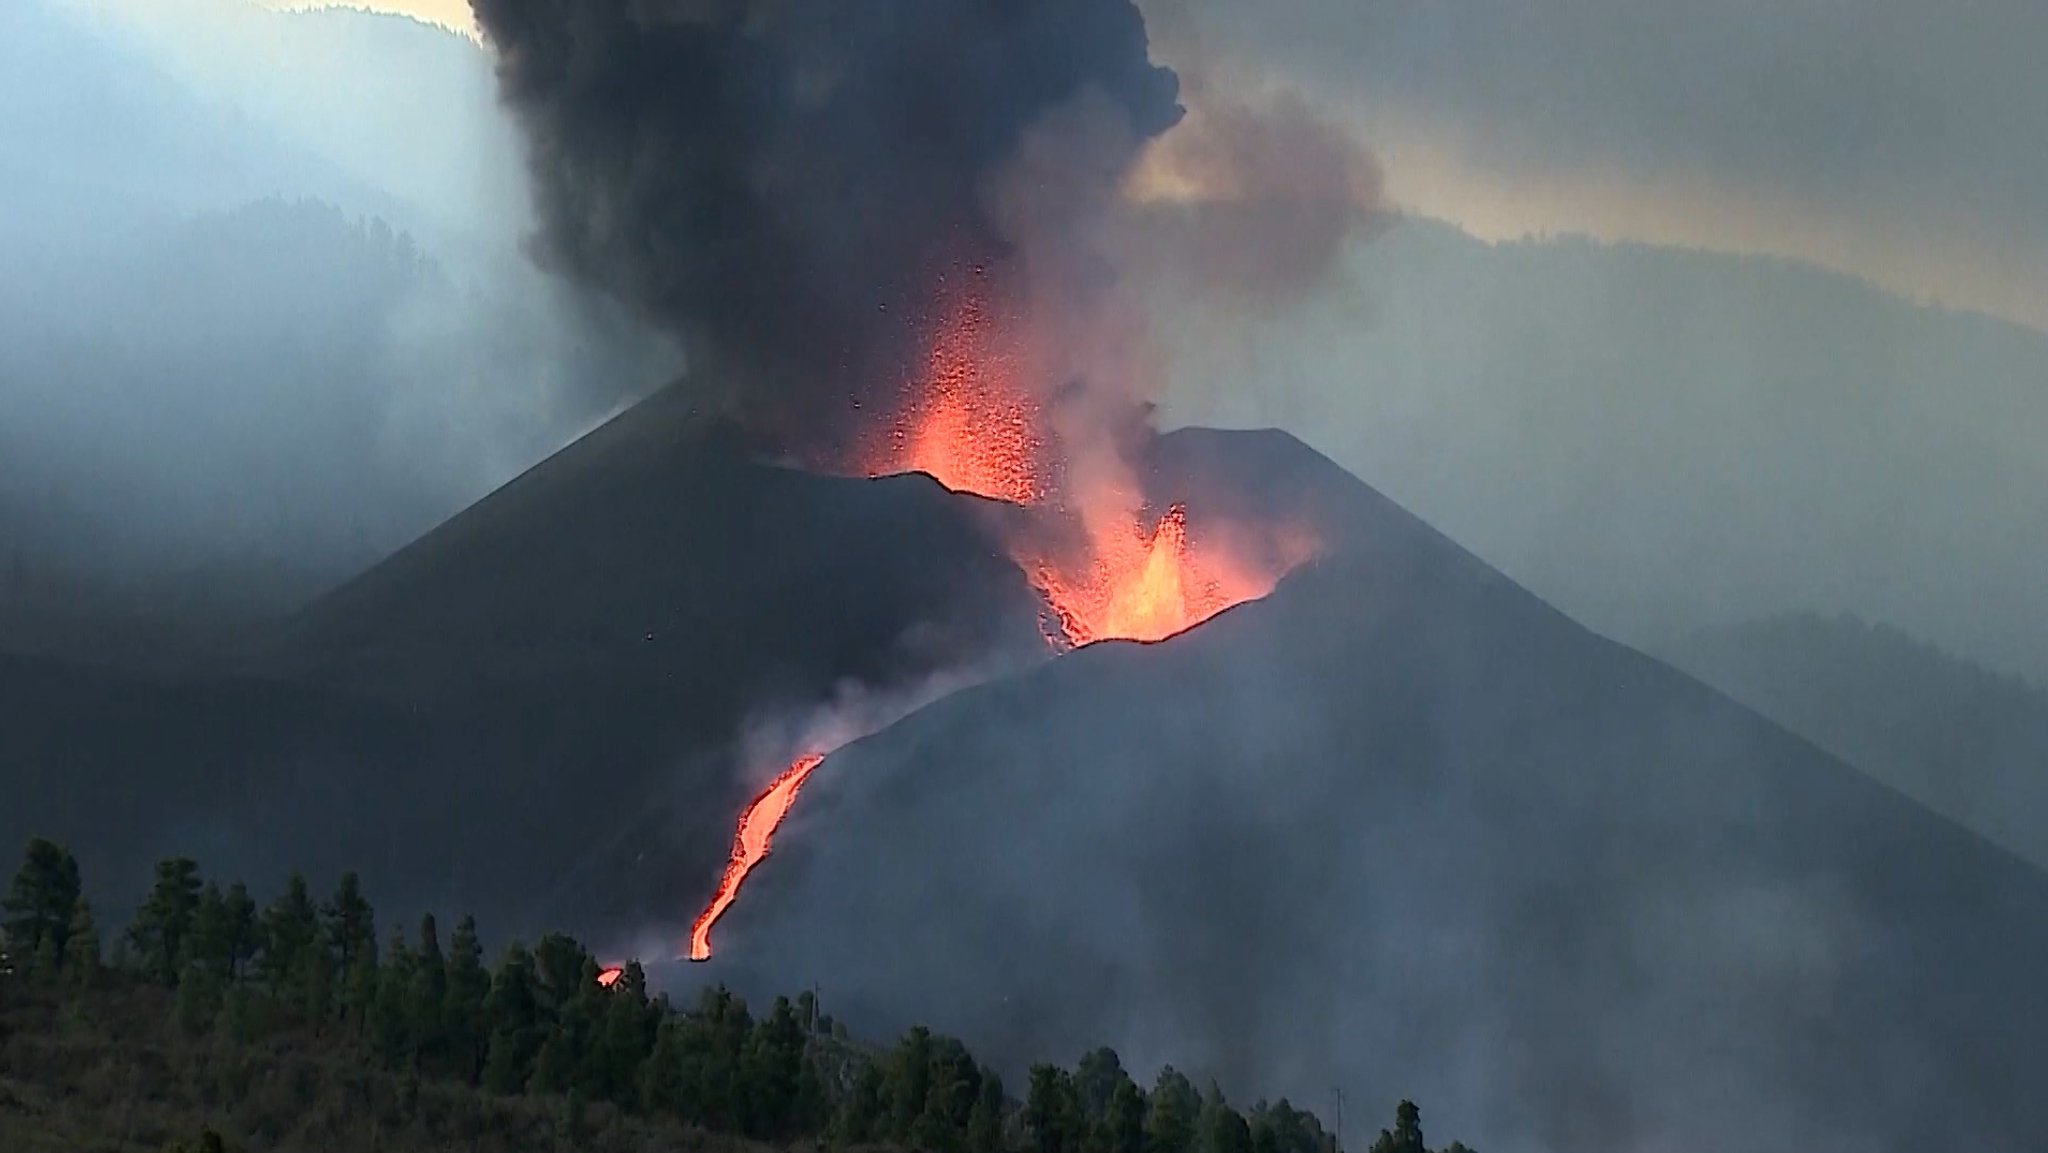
127 857 202 985
2 837 80 976
444 914 490 1082
1146 1068 1201 1153
3 839 1473 1153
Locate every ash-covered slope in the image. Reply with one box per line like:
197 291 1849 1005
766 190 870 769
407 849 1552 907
4 387 1047 936
259 386 1043 700
1666 613 2048 870
0 649 424 910
713 428 2048 1153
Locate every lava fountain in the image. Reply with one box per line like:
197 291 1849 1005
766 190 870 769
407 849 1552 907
869 283 1297 649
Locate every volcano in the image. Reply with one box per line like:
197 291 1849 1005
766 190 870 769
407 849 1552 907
694 429 2048 1153
6 391 2048 1152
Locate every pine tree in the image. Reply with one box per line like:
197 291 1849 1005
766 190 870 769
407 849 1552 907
967 1068 1005 1153
323 872 376 977
740 994 810 1137
834 1059 886 1144
589 961 655 1108
259 875 319 994
174 956 226 1035
532 933 590 1019
680 983 753 1130
32 931 60 984
1026 1065 1083 1153
1248 1099 1326 1153
555 958 609 1097
1196 1088 1252 1153
887 1025 936 1141
639 1014 690 1116
444 915 490 1083
61 898 100 989
410 914 449 1068
940 1038 986 1130
221 882 260 980
297 934 335 1026
1366 1102 1425 1153
1146 1069 1200 1153
183 883 232 975
2 838 81 972
372 928 417 1066
128 858 202 985
1104 1078 1147 1153
1075 1048 1128 1127
481 942 541 1094
529 1030 576 1096
340 931 380 1035
795 1034 829 1137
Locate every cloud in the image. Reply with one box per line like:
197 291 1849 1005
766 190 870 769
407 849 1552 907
1150 0 2048 330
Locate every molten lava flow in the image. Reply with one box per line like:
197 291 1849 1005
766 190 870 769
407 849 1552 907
687 752 827 961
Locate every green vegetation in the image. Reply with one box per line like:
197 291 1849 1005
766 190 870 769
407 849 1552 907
0 838 1472 1153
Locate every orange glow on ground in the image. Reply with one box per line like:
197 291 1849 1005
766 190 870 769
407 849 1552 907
687 753 827 961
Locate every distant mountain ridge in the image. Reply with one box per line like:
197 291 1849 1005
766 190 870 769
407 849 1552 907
1666 612 2048 868
1164 215 2048 684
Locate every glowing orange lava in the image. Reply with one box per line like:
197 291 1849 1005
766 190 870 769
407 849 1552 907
1031 503 1274 648
686 753 827 961
882 292 1044 505
596 966 624 988
868 286 1287 649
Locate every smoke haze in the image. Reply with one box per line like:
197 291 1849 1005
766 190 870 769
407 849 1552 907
0 0 674 642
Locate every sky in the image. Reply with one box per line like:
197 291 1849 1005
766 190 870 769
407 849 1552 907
237 0 2048 336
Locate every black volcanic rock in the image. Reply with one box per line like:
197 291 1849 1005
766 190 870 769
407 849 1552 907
258 387 1044 702
709 428 2048 1153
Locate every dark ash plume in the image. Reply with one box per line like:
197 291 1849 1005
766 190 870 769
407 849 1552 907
471 0 1182 452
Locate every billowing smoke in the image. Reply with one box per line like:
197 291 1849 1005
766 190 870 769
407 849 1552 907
470 0 1182 454
1122 81 1385 306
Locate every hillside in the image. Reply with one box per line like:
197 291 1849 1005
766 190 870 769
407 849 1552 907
9 393 2048 1151
711 431 2048 1153
1162 217 2048 683
0 843 1451 1153
2 389 1047 943
1 0 670 648
1666 613 2048 868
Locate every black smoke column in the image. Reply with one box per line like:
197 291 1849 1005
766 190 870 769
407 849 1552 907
472 0 1182 456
